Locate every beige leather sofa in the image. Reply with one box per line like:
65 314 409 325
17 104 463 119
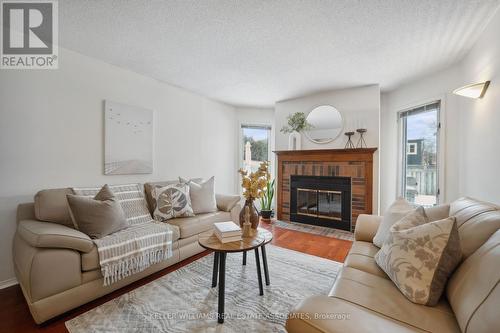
12 182 241 324
286 197 500 333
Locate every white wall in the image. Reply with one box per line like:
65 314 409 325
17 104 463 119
275 85 381 213
0 47 238 285
380 10 500 211
458 9 500 202
380 66 463 211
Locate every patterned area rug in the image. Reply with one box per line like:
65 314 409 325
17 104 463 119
66 245 341 333
273 220 354 241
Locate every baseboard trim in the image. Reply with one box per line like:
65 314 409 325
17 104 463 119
0 277 18 289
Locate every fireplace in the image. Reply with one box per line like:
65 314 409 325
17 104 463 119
290 175 351 231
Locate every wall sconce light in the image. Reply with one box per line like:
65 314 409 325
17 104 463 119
453 81 490 99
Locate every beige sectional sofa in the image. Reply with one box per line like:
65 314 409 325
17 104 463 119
12 182 241 324
286 197 500 333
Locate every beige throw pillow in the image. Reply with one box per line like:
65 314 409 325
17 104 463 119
179 176 217 214
67 184 128 239
375 211 462 306
153 183 194 221
373 197 414 247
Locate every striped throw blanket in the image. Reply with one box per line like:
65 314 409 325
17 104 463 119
73 184 173 285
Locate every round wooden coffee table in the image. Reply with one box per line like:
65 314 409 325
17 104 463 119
198 227 273 323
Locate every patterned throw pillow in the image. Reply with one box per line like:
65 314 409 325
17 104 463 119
153 183 194 221
72 184 153 226
375 210 462 306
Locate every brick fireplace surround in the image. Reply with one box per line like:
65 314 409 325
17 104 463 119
275 148 377 231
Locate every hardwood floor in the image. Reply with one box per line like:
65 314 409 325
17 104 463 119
0 221 352 333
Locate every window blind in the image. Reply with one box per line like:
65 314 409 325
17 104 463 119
399 101 440 118
241 124 272 130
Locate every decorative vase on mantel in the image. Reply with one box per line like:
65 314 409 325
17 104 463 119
239 199 259 230
288 131 302 150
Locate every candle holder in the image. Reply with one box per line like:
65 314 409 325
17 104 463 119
356 128 367 148
344 132 355 149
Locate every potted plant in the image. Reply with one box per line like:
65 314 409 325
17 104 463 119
259 178 275 220
238 161 270 229
280 112 313 150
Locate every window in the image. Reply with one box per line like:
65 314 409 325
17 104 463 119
240 124 272 173
407 143 417 155
399 101 441 206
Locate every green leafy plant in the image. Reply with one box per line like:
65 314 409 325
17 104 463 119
259 179 275 211
280 112 313 134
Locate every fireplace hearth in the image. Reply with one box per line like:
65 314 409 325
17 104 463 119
290 175 351 231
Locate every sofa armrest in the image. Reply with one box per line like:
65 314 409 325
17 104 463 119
215 193 241 212
230 203 242 224
17 219 94 253
354 214 382 242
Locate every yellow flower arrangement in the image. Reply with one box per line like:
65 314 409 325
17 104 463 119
238 161 270 201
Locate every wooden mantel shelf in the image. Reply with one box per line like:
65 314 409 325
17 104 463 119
274 148 377 155
274 147 377 231
273 148 377 163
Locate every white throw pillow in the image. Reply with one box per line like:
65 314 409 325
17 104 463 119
153 183 194 221
373 197 413 247
179 176 217 215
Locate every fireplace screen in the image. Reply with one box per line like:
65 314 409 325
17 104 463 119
297 188 342 221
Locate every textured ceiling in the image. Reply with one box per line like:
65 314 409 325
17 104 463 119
59 0 500 107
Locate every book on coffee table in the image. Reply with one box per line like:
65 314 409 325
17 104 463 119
214 221 242 243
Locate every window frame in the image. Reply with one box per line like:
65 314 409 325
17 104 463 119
396 97 446 205
239 122 272 170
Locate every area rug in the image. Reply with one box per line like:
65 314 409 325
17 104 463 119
66 245 341 333
273 220 354 241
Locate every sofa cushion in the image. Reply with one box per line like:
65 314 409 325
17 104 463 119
168 211 231 239
344 251 389 279
348 240 380 258
450 197 500 257
287 295 438 333
375 215 462 306
81 224 181 271
373 197 413 247
329 267 460 332
67 185 128 239
17 219 94 253
34 188 74 227
446 229 500 333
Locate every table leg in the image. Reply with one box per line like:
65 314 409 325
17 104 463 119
217 252 226 324
261 245 270 286
212 252 219 288
242 251 247 265
254 248 264 296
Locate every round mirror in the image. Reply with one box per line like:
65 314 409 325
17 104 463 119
305 105 343 144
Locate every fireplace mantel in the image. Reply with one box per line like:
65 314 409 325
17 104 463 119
274 148 377 231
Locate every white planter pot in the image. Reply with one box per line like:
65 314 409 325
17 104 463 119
288 131 302 150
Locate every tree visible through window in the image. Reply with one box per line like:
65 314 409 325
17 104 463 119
399 102 440 206
241 125 271 173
